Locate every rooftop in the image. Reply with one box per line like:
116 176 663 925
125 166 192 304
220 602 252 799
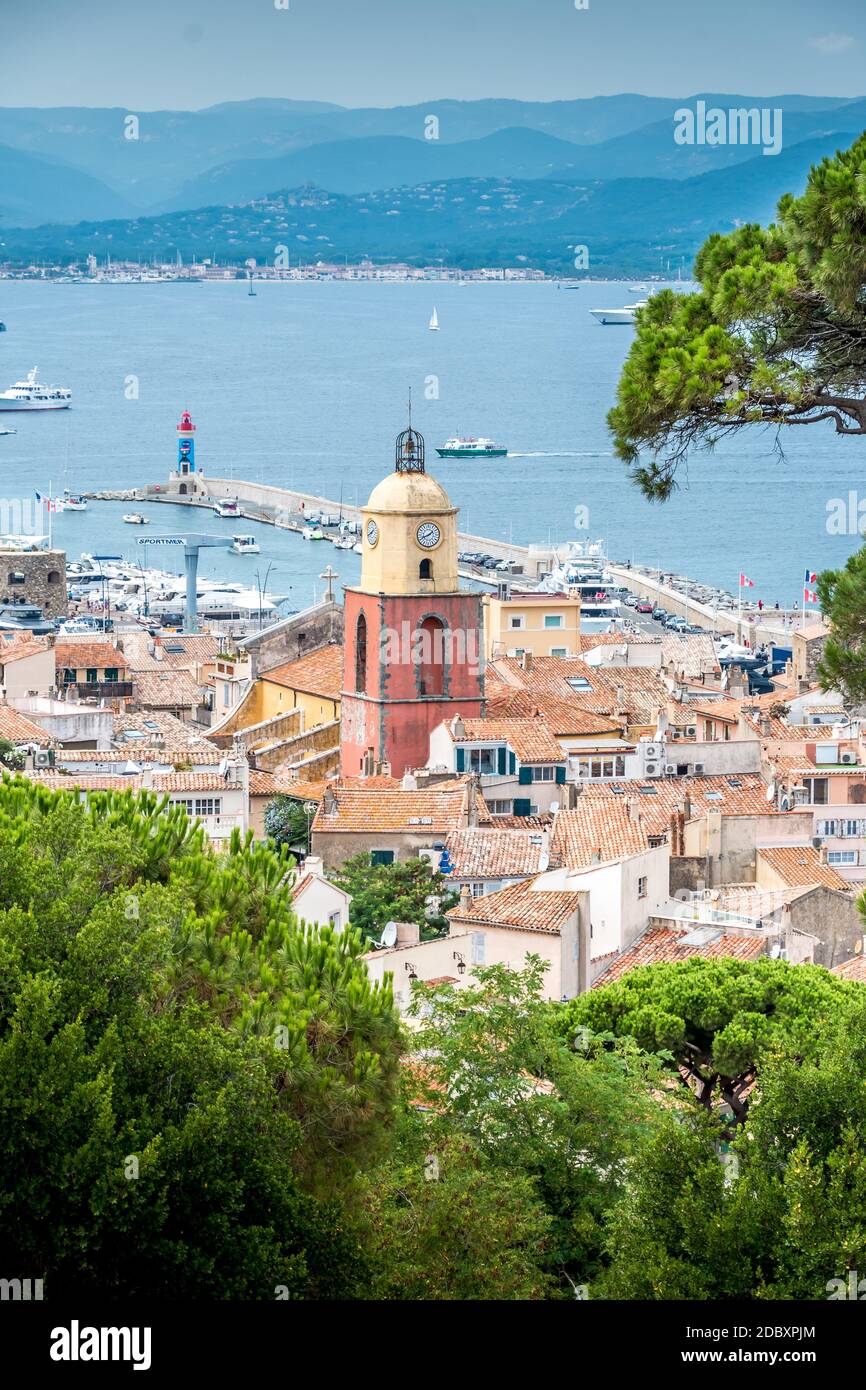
260 643 344 701
447 877 583 936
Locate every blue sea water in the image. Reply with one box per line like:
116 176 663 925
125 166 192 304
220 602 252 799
0 278 862 610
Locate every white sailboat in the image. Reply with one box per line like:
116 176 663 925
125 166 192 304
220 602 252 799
429 307 439 331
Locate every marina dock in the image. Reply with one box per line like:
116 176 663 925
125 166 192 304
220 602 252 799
86 475 804 643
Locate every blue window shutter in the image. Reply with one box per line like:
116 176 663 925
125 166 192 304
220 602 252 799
509 751 516 775
497 746 506 776
555 765 566 785
456 746 465 772
513 798 531 817
518 766 532 786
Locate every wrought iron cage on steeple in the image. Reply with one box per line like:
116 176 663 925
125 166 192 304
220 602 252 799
395 424 425 473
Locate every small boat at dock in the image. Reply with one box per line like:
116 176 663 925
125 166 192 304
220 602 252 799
123 512 149 525
231 533 260 555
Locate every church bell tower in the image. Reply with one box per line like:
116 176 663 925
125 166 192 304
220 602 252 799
341 421 485 777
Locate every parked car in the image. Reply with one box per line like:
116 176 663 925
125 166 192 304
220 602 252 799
652 606 667 620
623 593 639 608
636 600 654 614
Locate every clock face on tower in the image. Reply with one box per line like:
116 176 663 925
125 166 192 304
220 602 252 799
416 522 441 550
366 520 379 546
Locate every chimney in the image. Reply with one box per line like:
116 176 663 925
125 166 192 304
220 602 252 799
141 767 154 790
324 788 337 816
153 635 163 663
465 774 479 828
459 883 473 913
395 920 421 945
760 714 771 737
590 848 601 865
303 854 323 877
628 797 641 823
450 713 465 739
819 844 829 865
521 650 533 673
402 771 418 791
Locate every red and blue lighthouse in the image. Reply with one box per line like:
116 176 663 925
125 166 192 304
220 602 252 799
177 409 196 475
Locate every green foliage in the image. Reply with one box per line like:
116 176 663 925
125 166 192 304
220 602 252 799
560 956 857 1127
596 992 866 1300
401 958 666 1287
331 851 458 942
0 740 25 772
816 544 866 702
264 794 312 851
608 134 866 498
0 775 400 1297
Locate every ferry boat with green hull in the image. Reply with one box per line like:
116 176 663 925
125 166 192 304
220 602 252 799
436 435 507 458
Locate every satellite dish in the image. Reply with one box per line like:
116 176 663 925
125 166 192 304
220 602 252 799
550 800 560 813
380 921 398 949
765 782 776 802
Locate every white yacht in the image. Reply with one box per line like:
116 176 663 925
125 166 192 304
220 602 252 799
213 498 240 518
302 525 324 541
62 491 87 512
123 512 150 525
0 367 71 410
589 300 647 326
231 533 260 555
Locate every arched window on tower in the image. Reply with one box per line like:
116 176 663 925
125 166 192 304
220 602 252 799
355 612 368 694
417 616 445 697
419 558 432 580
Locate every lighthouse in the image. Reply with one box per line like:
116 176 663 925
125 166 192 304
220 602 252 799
176 409 196 476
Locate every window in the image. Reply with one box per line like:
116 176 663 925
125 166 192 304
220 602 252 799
489 799 513 815
8 572 25 586
47 570 61 584
470 931 486 964
637 876 648 899
370 849 395 866
105 668 119 683
566 676 593 692
468 747 497 774
63 668 76 684
509 615 525 630
531 765 555 781
86 668 98 684
550 647 567 658
419 558 432 580
544 614 563 629
828 851 857 865
328 910 342 929
417 615 445 696
817 819 838 837
570 754 626 780
355 612 367 694
804 777 829 805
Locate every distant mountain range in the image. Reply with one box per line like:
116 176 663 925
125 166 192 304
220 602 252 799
0 95 862 269
1 131 853 275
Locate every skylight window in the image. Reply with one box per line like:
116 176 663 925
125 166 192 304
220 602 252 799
705 791 723 801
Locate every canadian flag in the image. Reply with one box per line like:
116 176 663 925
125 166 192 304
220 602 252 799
739 573 754 588
804 587 819 605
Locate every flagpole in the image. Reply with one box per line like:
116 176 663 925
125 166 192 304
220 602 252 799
48 478 52 549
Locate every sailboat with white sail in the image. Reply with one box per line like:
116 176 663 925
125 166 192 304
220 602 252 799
429 307 439 331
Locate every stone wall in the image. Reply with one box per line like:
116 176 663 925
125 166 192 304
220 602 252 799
0 548 67 620
252 718 340 772
240 601 343 679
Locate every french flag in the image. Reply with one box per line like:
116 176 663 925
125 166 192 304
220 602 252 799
804 568 817 585
35 490 63 513
739 573 754 588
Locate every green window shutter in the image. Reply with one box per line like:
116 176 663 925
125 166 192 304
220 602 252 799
370 849 395 866
518 766 532 785
513 798 531 817
555 765 566 785
508 751 516 775
456 746 465 772
497 746 507 776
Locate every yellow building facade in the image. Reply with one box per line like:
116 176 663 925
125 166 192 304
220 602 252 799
482 591 582 661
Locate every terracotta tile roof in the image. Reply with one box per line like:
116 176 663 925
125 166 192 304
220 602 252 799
261 644 343 701
444 827 552 880
487 656 669 724
119 632 220 671
831 956 866 982
27 773 142 793
0 705 55 745
112 709 216 752
453 717 564 763
447 877 583 935
688 698 744 724
593 923 766 985
660 635 720 677
488 813 553 829
313 779 481 835
134 670 201 709
552 802 661 868
25 769 234 795
152 771 236 793
484 689 623 737
579 773 779 831
0 633 51 663
741 710 841 740
54 641 128 671
56 746 223 766
757 846 851 892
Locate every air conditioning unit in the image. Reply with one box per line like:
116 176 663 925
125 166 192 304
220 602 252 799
34 749 55 770
665 763 677 775
693 762 705 774
841 751 856 765
645 762 658 777
643 744 662 760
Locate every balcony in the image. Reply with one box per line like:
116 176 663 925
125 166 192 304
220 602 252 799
66 681 134 700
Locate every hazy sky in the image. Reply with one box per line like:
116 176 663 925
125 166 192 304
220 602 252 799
2 0 864 108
